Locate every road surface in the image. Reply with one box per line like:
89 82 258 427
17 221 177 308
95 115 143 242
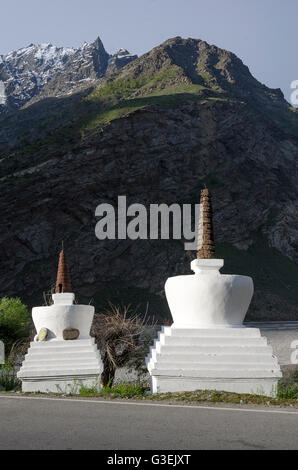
0 395 297 450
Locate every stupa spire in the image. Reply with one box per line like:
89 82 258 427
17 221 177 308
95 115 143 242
196 188 216 259
55 244 72 293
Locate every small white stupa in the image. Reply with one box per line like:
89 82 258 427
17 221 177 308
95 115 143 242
18 247 103 393
147 189 282 397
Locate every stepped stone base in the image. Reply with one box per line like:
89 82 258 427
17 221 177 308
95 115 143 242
146 326 282 397
18 338 103 393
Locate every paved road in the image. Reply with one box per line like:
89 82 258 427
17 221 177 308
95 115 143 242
0 395 297 450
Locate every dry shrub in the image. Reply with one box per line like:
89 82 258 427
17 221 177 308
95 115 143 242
91 303 152 387
8 325 35 366
43 285 56 306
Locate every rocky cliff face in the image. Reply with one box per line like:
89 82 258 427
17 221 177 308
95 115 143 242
0 37 297 321
0 37 137 113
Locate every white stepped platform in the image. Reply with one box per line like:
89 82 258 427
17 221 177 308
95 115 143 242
146 327 282 397
18 338 103 393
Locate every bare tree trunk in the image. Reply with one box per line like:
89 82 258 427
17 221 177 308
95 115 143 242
101 356 116 387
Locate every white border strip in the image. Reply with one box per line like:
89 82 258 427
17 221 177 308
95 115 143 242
0 394 298 415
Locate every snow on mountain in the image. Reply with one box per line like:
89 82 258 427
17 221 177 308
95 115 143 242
0 38 137 113
116 48 135 58
106 48 138 75
33 43 76 63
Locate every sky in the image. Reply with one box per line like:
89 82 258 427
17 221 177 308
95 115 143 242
1 0 297 103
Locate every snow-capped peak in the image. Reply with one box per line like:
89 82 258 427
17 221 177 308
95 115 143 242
0 37 137 113
115 48 136 58
34 43 76 63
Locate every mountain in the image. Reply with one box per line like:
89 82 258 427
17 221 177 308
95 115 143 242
0 36 298 321
0 37 137 113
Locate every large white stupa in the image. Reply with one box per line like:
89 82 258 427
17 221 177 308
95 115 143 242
18 248 103 393
147 189 282 397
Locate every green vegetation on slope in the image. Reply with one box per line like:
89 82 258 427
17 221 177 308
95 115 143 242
81 66 213 130
83 88 205 130
86 67 183 100
1 65 226 160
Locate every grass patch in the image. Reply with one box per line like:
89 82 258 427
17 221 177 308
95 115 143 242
278 368 298 399
2 373 298 407
77 369 298 405
64 381 298 407
0 363 21 392
145 389 298 407
278 383 298 400
79 381 149 398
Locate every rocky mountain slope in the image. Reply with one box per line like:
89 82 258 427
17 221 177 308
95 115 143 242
0 37 137 113
0 36 298 321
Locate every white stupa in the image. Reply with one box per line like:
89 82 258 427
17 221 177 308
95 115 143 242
18 248 103 393
146 189 282 397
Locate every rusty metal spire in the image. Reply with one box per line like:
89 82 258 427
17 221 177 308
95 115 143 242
196 188 216 259
55 245 72 293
